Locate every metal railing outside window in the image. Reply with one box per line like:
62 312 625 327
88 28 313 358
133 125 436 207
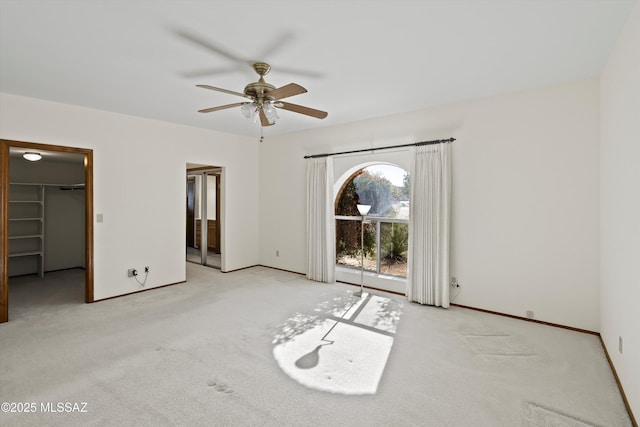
335 215 409 278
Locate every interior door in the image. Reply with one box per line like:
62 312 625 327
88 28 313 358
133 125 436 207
185 174 203 264
186 177 195 248
213 173 221 254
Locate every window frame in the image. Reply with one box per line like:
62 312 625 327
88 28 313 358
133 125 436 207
334 163 409 279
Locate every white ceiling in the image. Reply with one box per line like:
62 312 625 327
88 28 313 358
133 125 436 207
0 0 635 138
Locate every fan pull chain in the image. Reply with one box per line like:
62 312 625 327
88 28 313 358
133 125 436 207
260 126 264 143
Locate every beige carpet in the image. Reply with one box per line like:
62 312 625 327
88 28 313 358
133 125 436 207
0 264 632 426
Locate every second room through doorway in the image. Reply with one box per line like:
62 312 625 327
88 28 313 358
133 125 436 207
186 165 222 269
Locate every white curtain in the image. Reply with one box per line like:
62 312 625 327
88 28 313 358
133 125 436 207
407 143 451 307
306 157 336 283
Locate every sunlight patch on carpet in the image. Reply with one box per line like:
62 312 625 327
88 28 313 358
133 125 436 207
272 292 403 395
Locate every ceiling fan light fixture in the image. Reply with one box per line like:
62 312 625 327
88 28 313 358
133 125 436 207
240 102 262 124
23 152 42 161
263 102 279 124
240 102 255 119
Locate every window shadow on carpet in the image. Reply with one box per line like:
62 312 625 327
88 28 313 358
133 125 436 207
272 291 403 395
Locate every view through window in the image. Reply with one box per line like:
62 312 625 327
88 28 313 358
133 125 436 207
335 164 409 277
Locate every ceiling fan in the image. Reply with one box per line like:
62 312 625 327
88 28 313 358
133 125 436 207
197 62 328 127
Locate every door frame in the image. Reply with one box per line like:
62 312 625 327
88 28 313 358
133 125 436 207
0 139 94 323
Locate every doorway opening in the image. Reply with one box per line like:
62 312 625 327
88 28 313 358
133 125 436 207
186 165 222 270
0 139 94 323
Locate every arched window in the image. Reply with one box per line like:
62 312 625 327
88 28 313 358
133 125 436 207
335 164 409 277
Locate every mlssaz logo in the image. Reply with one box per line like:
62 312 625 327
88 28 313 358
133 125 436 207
41 402 88 413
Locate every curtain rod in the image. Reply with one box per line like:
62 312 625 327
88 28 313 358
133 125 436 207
303 138 455 159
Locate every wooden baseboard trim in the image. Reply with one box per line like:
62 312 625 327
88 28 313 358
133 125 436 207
256 265 407 296
221 264 260 273
257 265 305 276
336 279 406 297
254 265 407 297
7 272 43 279
224 264 306 276
8 266 86 279
598 336 638 427
92 280 186 303
46 266 86 274
450 303 598 335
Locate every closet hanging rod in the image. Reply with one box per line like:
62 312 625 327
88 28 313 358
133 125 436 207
59 185 85 191
303 138 455 159
10 182 85 187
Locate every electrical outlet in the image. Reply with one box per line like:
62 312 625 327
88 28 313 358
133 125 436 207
127 268 137 277
276 250 279 257
450 277 460 288
526 310 534 319
619 336 623 354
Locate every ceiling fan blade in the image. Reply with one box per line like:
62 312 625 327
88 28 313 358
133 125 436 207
174 28 322 79
181 66 243 79
174 29 248 64
259 108 274 127
272 66 324 79
276 101 328 119
267 83 307 101
257 31 294 61
198 102 249 113
197 84 252 99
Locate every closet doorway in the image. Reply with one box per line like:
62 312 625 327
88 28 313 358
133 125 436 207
186 165 222 269
0 140 94 323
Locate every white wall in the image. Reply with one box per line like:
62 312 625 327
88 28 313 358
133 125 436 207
600 2 640 418
260 78 600 331
44 187 85 271
1 93 259 300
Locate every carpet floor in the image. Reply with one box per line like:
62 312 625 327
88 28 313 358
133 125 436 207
0 264 632 426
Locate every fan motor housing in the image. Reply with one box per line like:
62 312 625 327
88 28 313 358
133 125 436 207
244 79 276 100
244 62 276 100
